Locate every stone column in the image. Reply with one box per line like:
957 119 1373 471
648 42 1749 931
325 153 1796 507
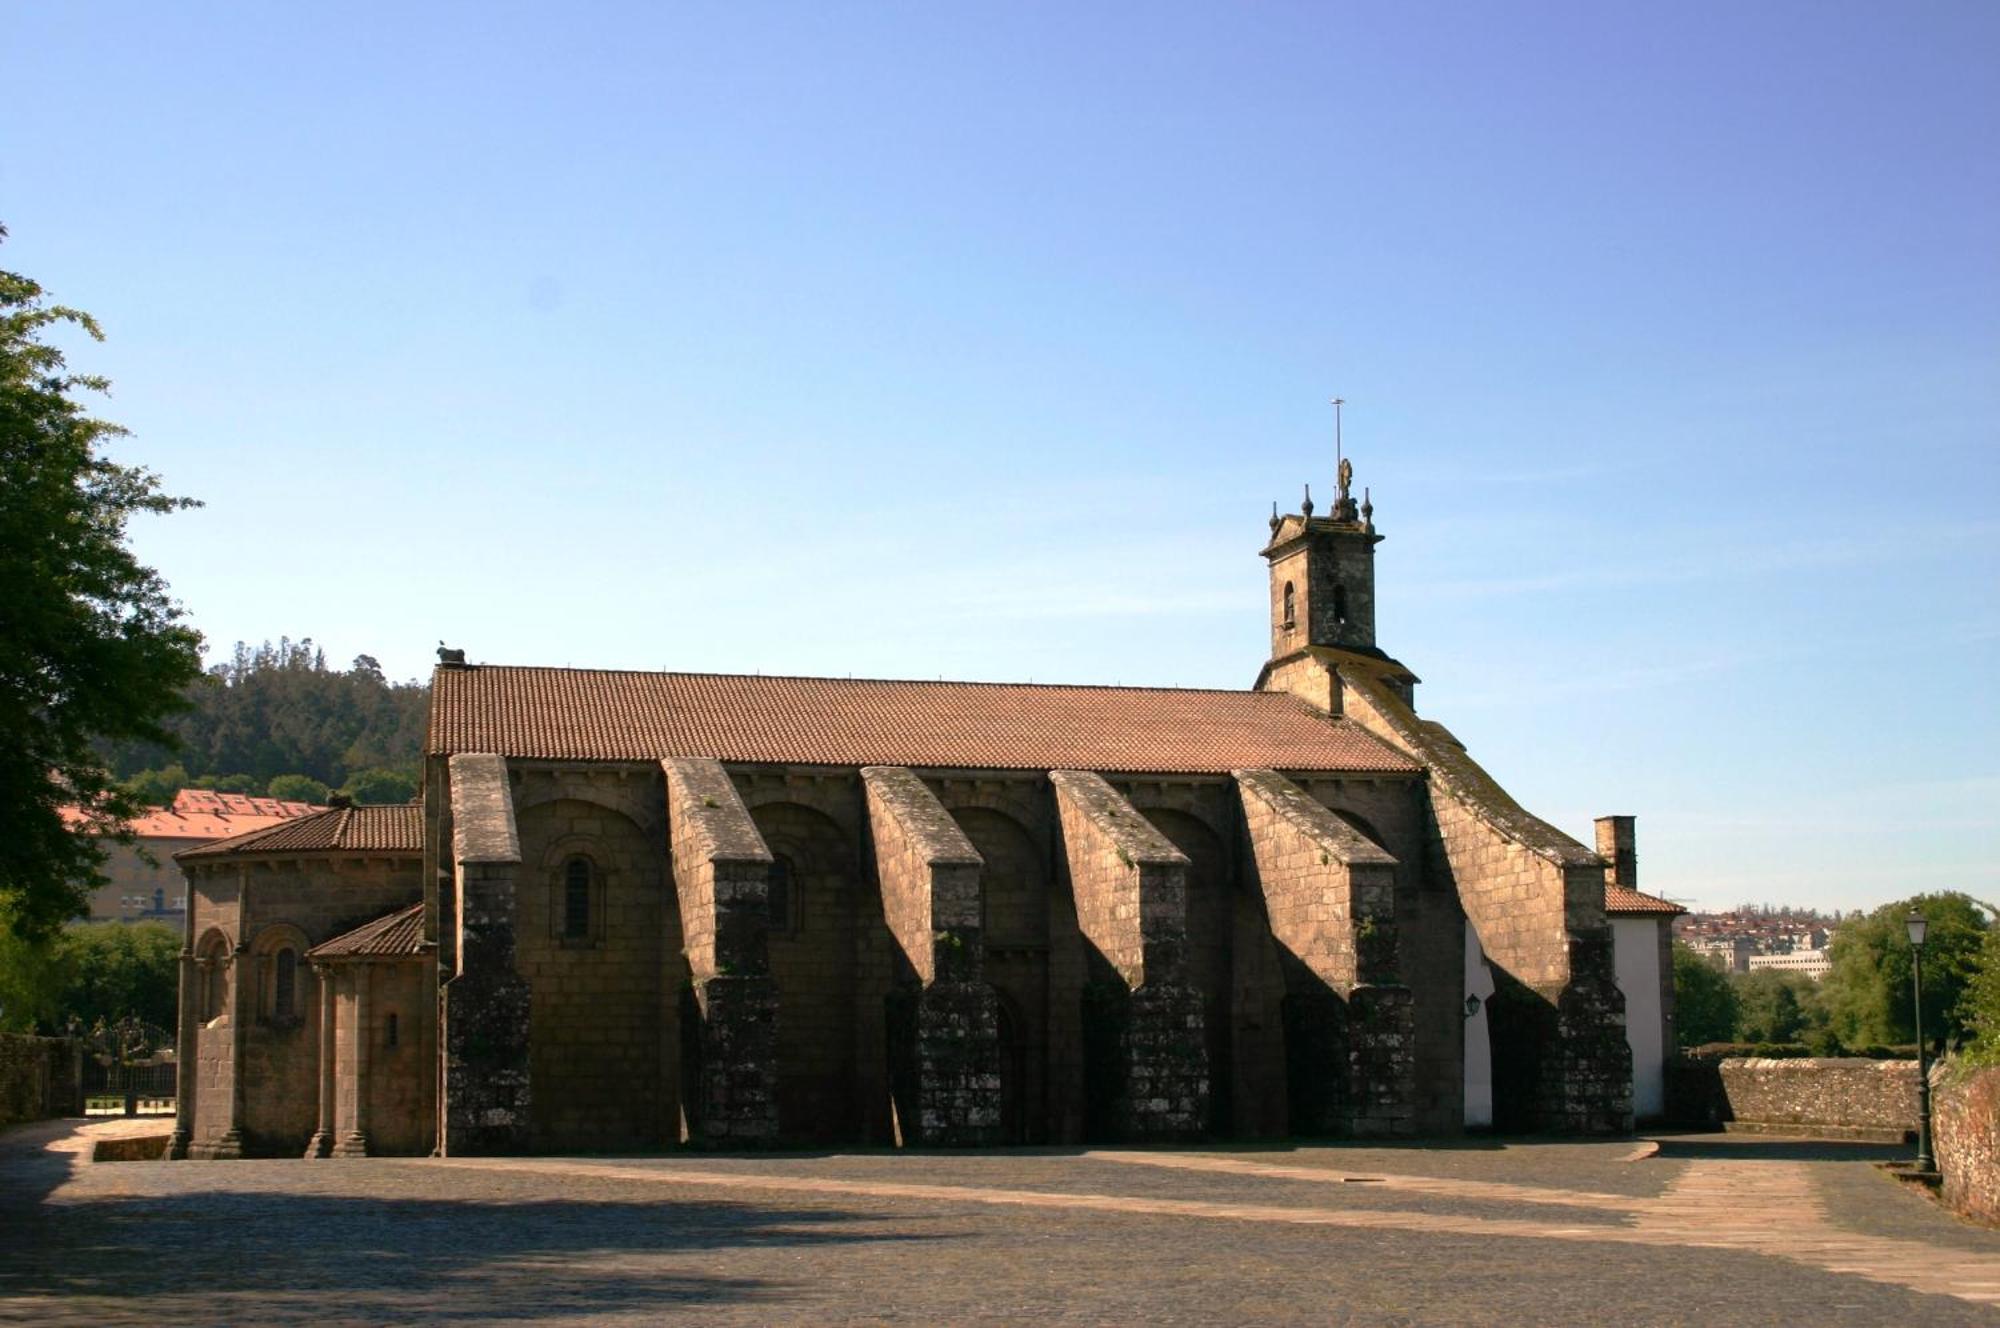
1051 770 1207 1142
336 966 371 1156
204 944 251 1158
166 948 198 1160
305 963 336 1158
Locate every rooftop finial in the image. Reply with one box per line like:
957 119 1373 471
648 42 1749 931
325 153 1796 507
1269 500 1280 534
1361 485 1374 533
1330 396 1359 522
1301 483 1314 519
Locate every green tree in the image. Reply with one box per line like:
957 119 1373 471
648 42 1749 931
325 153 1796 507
0 227 203 940
266 773 331 804
1673 942 1740 1046
1820 893 1991 1049
190 772 259 794
1731 969 1813 1044
121 763 189 808
0 920 179 1032
1958 927 2000 1066
341 766 417 805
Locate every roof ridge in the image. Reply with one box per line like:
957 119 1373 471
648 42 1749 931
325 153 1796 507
437 662 1276 698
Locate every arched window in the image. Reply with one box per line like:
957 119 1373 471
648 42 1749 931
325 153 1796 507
152 887 165 913
563 857 591 940
768 854 796 935
1282 582 1296 629
1333 584 1349 626
274 948 298 1021
196 931 230 1022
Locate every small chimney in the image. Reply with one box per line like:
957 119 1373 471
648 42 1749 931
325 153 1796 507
1595 815 1636 889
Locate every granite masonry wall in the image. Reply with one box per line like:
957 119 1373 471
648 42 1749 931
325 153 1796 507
662 757 778 1145
1936 1065 2000 1227
862 766 1002 1146
1052 770 1207 1141
1234 767 1414 1137
1334 666 1630 1134
440 753 532 1155
1669 1056 1919 1140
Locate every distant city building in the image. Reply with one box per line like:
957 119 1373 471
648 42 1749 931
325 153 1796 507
1746 948 1832 980
65 789 324 926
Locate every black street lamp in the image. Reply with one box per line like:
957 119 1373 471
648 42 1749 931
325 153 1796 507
1907 909 1935 1173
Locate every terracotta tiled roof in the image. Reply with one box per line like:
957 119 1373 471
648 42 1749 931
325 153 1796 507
308 903 426 960
1605 884 1685 916
427 666 1421 776
176 805 423 861
61 787 323 842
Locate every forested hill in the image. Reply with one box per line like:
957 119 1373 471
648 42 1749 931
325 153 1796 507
100 638 430 805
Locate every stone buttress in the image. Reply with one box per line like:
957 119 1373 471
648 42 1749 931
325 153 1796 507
1334 666 1631 1133
1234 767 1415 1137
861 766 1004 1146
662 756 779 1145
1051 770 1208 1141
439 753 532 1154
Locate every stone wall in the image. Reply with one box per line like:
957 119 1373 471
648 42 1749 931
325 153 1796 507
516 794 677 1150
229 856 422 1154
1934 1065 2000 1225
1235 767 1414 1137
1668 1056 1919 1139
0 1034 75 1131
862 766 1002 1146
1052 770 1207 1141
1334 665 1630 1134
662 757 777 1144
440 753 532 1155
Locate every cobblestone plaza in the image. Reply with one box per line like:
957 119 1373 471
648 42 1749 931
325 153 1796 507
5 1120 1998 1325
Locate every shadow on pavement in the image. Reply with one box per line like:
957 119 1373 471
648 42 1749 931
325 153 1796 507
1649 1133 1906 1163
0 1134 956 1323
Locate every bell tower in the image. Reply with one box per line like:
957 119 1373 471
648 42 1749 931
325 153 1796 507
1262 455 1381 661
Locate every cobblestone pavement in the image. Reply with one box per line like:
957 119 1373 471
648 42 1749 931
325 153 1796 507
3 1120 1998 1326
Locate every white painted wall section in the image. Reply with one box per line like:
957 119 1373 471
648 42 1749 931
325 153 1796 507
1462 922 1495 1129
1612 916 1665 1119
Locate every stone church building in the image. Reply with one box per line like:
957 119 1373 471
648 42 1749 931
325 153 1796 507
170 466 1641 1159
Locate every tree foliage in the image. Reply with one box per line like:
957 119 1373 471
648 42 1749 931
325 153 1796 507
0 229 204 939
102 638 427 796
1673 942 1739 1047
1819 893 1991 1050
1730 969 1827 1046
266 773 332 805
0 920 179 1033
1958 927 2000 1067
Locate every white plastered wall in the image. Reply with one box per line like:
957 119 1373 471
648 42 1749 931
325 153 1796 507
1611 916 1666 1119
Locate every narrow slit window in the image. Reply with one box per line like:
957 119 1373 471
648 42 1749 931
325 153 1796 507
1333 584 1349 626
385 1011 399 1049
274 948 298 1021
564 858 591 940
769 855 795 933
1282 582 1296 629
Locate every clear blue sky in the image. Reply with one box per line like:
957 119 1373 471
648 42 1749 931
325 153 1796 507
7 3 1995 914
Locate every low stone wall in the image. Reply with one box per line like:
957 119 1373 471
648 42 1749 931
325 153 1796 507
0 1033 78 1132
1668 1055 1917 1140
1936 1064 2000 1226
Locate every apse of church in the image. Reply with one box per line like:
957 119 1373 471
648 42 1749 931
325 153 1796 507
172 458 1632 1158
